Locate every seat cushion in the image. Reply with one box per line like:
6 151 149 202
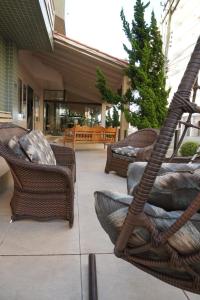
112 146 141 157
8 135 30 161
94 190 200 255
127 162 200 211
19 130 56 165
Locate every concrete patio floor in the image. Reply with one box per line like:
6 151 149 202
0 147 199 299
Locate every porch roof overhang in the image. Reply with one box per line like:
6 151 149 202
34 32 128 104
0 0 54 51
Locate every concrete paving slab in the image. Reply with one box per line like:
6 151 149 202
81 254 187 300
0 148 190 300
0 216 12 248
185 292 200 299
0 198 80 255
0 255 82 300
79 212 113 253
76 151 126 253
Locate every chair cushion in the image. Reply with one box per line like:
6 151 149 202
150 170 200 211
127 162 200 211
19 130 56 165
112 146 141 157
8 135 30 161
94 190 200 255
112 153 134 161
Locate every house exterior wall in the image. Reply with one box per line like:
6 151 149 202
0 35 18 116
0 36 7 112
17 62 44 130
162 0 200 137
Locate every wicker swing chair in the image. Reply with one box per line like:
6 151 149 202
95 36 200 294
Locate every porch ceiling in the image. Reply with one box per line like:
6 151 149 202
34 32 128 104
0 0 54 51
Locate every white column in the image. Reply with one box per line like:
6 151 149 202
120 76 129 140
101 102 107 127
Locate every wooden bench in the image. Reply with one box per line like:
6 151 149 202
63 125 117 149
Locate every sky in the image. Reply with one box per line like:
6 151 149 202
66 0 164 60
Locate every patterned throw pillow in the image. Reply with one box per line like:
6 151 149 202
94 190 200 255
19 130 56 165
112 146 141 157
8 135 30 161
127 162 200 211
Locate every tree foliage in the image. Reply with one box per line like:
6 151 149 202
106 106 120 128
96 0 169 129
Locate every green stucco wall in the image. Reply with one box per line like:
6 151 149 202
0 35 18 114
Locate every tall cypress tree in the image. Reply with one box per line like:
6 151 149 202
96 0 169 129
112 106 120 127
106 109 112 127
149 11 169 126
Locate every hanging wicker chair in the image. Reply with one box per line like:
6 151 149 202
95 36 200 294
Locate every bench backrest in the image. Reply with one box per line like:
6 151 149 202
64 126 117 145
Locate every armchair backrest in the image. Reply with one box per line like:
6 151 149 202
0 123 27 144
125 128 158 148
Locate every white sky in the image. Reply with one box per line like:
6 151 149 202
66 0 163 59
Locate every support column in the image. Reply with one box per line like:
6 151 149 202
120 76 129 140
101 102 106 127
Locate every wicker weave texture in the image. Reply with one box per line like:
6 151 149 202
114 36 200 293
105 128 158 177
0 123 75 226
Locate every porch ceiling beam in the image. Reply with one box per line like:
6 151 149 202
35 55 118 87
65 85 102 103
65 84 99 100
66 92 100 104
54 35 127 69
35 53 96 78
36 51 123 83
64 78 100 95
60 69 119 91
55 49 123 77
35 55 97 82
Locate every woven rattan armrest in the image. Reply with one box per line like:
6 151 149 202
50 143 76 181
7 156 73 193
136 144 154 161
50 144 75 166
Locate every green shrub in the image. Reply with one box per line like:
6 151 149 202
180 141 199 157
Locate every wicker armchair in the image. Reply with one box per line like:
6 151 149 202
105 128 158 177
0 123 75 227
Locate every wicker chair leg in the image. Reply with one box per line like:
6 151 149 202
11 215 17 222
104 166 109 174
69 216 74 228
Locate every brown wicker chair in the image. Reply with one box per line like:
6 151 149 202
0 123 75 227
104 128 158 177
